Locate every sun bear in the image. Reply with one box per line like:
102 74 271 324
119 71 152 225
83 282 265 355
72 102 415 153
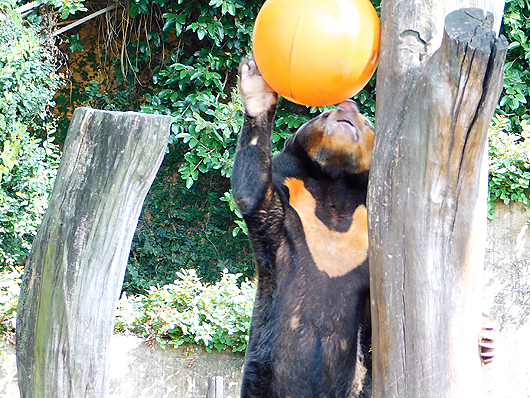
232 56 495 398
232 56 373 397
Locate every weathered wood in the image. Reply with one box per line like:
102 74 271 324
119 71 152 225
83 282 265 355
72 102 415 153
368 5 507 398
15 108 172 398
207 376 224 398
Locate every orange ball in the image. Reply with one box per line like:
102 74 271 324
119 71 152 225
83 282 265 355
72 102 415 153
252 0 380 107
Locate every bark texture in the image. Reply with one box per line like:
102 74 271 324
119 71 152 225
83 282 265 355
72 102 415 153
16 108 172 398
369 6 507 398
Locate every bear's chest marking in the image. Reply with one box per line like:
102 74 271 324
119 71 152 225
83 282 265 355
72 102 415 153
284 177 368 278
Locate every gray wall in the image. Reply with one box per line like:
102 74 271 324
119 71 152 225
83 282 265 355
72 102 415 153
107 335 244 398
1 336 245 398
1 202 528 397
483 202 530 397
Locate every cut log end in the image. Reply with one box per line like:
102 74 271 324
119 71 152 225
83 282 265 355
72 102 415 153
445 8 508 53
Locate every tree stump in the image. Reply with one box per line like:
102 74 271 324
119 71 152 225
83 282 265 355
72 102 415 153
368 7 507 398
15 108 172 398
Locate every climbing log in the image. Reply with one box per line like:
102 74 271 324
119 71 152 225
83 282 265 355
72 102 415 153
16 108 172 398
368 5 507 398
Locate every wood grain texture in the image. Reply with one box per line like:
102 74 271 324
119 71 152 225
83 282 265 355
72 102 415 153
368 6 507 398
15 108 172 398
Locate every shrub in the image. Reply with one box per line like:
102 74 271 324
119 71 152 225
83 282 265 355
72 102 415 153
140 0 263 189
0 7 62 266
124 144 254 295
499 0 530 134
488 115 530 218
115 269 255 353
0 267 255 355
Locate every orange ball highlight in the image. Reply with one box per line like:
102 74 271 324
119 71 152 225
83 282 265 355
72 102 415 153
252 0 380 107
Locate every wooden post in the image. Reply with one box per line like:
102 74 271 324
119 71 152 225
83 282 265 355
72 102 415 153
207 376 224 398
368 3 507 397
15 108 172 398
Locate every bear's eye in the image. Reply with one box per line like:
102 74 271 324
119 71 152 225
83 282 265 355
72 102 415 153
322 111 330 118
364 120 371 127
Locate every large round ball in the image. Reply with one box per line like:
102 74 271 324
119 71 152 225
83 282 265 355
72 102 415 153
252 0 380 107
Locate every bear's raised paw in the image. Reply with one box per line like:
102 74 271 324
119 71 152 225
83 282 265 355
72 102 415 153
238 56 278 118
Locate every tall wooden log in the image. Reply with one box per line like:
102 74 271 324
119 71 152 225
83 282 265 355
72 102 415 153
16 108 172 398
368 4 507 397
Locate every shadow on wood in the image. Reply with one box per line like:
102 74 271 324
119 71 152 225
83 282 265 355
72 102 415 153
15 108 172 398
369 7 507 398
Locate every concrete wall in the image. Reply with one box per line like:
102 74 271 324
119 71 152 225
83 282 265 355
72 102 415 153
483 202 530 398
0 343 18 398
1 202 528 397
106 335 244 398
1 335 245 398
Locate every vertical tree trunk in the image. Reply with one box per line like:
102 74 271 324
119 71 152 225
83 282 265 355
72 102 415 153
368 2 507 397
16 108 172 398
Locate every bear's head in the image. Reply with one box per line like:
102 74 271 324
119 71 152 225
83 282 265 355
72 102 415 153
287 100 374 177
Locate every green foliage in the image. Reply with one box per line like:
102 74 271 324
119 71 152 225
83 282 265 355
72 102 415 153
0 11 59 134
68 33 84 53
124 145 253 295
0 267 255 355
498 0 530 133
44 0 87 19
83 80 138 111
488 115 530 218
0 8 61 265
115 269 255 353
141 0 263 187
0 135 60 263
175 89 244 188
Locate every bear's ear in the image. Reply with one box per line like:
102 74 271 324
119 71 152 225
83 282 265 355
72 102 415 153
283 133 296 151
283 120 313 153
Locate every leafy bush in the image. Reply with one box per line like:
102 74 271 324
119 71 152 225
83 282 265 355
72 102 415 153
498 0 530 134
124 144 254 295
0 8 62 265
115 269 255 353
173 88 244 188
140 0 263 187
488 115 530 218
0 267 255 354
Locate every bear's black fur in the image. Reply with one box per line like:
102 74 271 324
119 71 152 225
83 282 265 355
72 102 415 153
232 57 374 398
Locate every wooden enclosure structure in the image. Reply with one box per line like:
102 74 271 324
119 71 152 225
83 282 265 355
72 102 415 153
15 108 172 398
368 1 507 397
